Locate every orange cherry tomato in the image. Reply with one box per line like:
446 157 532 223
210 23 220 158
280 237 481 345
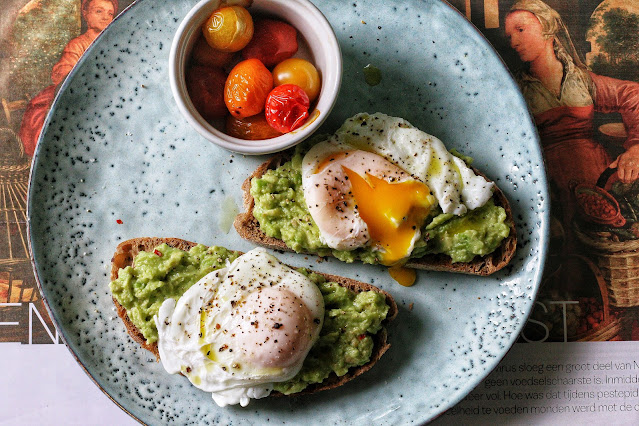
272 58 321 102
226 114 283 140
191 35 234 68
202 6 253 53
265 84 310 133
224 58 273 118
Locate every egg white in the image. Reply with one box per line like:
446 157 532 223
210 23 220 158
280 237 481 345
155 248 324 407
331 112 494 215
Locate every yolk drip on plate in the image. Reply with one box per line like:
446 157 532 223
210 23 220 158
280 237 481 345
388 265 417 287
343 167 433 266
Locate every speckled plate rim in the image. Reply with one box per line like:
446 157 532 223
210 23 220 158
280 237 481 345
25 0 550 424
26 0 146 423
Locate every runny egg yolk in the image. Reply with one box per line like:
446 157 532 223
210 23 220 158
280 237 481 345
342 166 434 266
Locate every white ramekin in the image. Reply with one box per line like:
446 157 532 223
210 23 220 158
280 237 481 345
169 0 342 155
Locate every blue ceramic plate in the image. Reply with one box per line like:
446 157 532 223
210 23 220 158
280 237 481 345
28 0 548 423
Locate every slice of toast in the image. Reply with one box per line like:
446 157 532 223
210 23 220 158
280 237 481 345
110 237 398 396
234 154 517 275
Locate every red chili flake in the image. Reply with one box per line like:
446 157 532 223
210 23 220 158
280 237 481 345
116 219 123 224
358 334 366 340
154 249 162 257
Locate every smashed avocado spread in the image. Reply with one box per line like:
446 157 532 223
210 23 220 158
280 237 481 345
250 145 510 264
109 244 239 343
415 200 510 262
109 244 389 393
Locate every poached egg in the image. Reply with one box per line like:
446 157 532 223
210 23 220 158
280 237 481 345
155 248 324 407
301 112 494 267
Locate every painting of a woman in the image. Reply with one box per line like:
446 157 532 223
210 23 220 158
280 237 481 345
18 0 116 157
504 0 639 255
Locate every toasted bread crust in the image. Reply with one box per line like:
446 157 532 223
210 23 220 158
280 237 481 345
110 237 398 396
234 154 517 275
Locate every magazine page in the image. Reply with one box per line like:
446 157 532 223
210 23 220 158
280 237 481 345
0 0 138 421
444 0 639 343
1 0 638 423
439 0 639 423
0 0 135 344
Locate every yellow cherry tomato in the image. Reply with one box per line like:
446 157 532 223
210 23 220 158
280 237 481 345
202 6 253 53
272 58 321 102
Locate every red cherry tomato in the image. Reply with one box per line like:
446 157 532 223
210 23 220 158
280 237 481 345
186 65 227 120
264 84 310 133
191 35 234 68
241 19 298 67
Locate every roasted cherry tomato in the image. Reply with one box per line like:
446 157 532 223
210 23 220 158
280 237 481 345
202 6 253 52
272 58 321 102
241 19 298 67
226 114 283 140
264 84 310 133
191 35 235 68
186 65 227 120
224 58 273 118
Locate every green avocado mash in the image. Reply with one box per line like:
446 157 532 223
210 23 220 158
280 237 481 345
414 199 510 262
109 244 389 394
109 244 240 343
250 145 510 264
